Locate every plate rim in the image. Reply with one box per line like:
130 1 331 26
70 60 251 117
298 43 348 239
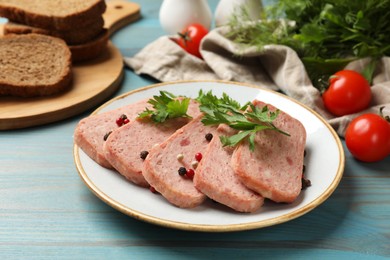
73 80 345 232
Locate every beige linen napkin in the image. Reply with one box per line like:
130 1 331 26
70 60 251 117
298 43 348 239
124 26 390 137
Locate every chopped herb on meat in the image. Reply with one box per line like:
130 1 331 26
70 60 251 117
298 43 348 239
197 90 290 151
138 91 191 123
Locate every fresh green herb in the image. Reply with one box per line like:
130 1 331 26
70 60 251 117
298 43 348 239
196 89 249 114
227 0 390 90
138 91 191 122
197 90 289 151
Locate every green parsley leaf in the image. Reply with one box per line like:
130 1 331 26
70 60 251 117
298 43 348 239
138 91 191 123
227 0 390 87
197 90 290 151
197 90 249 113
219 130 252 147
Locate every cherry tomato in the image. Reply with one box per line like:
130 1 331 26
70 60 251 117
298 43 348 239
178 23 208 59
345 109 390 162
322 70 371 116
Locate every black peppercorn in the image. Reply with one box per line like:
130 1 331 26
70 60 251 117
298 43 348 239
301 176 311 190
140 150 149 160
205 133 213 141
178 167 187 176
103 131 112 141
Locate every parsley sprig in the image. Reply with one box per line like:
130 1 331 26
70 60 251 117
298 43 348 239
197 90 290 151
138 91 191 123
228 0 390 89
138 90 289 151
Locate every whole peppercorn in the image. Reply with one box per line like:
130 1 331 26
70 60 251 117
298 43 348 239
116 117 124 127
178 167 187 176
186 169 195 179
191 161 199 169
301 176 311 190
103 131 112 141
116 114 129 126
195 152 202 161
205 133 213 142
140 150 149 160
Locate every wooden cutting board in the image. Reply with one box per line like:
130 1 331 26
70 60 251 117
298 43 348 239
0 0 141 130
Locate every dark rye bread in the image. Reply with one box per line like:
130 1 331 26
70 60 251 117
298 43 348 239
231 100 307 203
4 16 104 45
74 98 151 169
143 115 217 208
4 24 109 63
0 0 106 31
0 34 72 97
103 99 202 187
194 124 264 213
69 29 109 62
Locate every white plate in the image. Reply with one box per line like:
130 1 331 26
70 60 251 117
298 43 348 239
74 80 345 232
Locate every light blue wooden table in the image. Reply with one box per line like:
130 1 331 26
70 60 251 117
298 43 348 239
1 1 389 259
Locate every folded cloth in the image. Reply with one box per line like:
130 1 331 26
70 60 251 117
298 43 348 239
124 26 390 137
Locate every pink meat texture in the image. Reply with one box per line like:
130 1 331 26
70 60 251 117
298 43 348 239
194 124 264 212
103 99 202 187
231 100 307 203
143 114 217 208
75 92 308 211
74 98 150 168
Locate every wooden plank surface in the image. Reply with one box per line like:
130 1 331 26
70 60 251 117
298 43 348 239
0 0 389 259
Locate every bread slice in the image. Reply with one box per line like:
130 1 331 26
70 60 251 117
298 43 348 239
4 23 109 63
69 29 109 62
4 16 104 45
0 0 106 31
0 34 72 97
231 100 307 203
194 124 264 212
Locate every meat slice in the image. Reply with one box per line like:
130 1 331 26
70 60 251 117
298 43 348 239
231 100 307 203
194 124 264 212
74 98 150 168
143 114 217 208
103 99 202 187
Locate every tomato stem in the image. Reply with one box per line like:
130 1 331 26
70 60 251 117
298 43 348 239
319 74 338 95
178 32 190 46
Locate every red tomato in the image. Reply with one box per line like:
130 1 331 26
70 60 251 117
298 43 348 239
345 111 390 162
322 70 371 116
178 23 208 59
